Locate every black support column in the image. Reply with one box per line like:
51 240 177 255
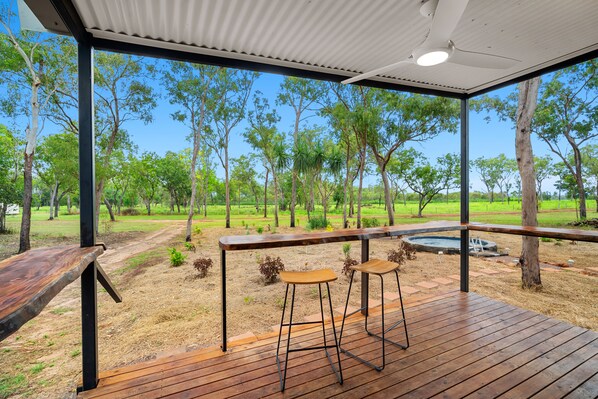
361 239 369 315
460 98 470 292
78 40 98 391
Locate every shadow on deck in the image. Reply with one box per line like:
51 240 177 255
78 290 598 398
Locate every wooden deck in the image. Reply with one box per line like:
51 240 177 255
79 290 598 399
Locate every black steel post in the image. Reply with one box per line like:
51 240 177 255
78 40 98 391
460 98 470 293
221 249 227 351
361 239 369 315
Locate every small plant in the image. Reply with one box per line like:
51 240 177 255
362 217 380 228
70 349 81 358
168 247 187 267
184 242 196 252
245 225 250 235
275 297 285 309
30 363 46 375
387 239 417 270
342 243 352 258
259 255 285 284
243 296 255 305
193 257 213 278
540 237 553 242
342 256 359 277
193 225 202 235
256 226 264 234
307 215 329 230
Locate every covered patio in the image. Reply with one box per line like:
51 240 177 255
5 0 598 397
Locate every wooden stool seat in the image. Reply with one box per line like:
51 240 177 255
279 269 338 285
350 259 399 275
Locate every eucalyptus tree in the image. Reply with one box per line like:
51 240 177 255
106 150 135 216
387 148 417 207
245 94 286 227
494 154 517 202
231 155 260 211
205 69 256 228
0 125 20 233
534 155 553 202
131 152 160 215
277 77 325 227
404 152 457 217
326 84 376 228
581 145 598 212
534 60 597 220
368 91 459 225
94 52 156 228
515 78 542 289
163 61 221 240
436 153 461 203
0 13 73 252
473 156 503 203
36 132 78 220
158 151 191 213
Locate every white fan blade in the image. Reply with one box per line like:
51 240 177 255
342 60 412 85
450 47 520 69
425 0 469 48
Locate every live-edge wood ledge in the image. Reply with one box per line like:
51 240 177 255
469 222 598 243
0 244 105 341
219 220 466 251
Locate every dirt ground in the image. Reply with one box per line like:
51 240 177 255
0 224 597 398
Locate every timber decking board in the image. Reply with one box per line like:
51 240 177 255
79 292 597 399
0 244 104 341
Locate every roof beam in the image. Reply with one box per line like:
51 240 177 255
48 0 89 43
91 37 467 100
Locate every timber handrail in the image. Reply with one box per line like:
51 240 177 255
468 223 598 243
0 244 120 341
219 220 466 250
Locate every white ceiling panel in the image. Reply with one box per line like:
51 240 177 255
61 0 598 95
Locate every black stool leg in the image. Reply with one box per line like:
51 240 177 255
338 270 355 348
326 282 343 384
276 284 296 391
395 270 409 349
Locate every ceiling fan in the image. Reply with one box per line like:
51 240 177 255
342 0 521 85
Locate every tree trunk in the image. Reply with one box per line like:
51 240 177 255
273 172 279 228
342 145 350 228
104 198 116 221
0 203 7 233
379 167 395 226
49 180 58 220
19 152 34 253
357 152 365 229
67 195 72 214
263 169 269 218
515 78 542 290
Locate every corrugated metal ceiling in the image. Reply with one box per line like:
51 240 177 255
70 0 598 95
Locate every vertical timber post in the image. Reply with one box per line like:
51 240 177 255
460 98 470 293
221 249 227 352
78 40 98 390
361 239 369 315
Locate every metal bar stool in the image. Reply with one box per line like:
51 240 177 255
276 269 343 391
339 259 409 371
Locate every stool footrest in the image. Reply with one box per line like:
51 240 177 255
281 320 325 327
340 348 384 372
366 331 408 350
287 344 339 353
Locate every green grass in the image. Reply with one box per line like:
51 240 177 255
29 363 46 375
70 349 81 358
0 374 26 399
115 248 167 275
50 307 73 315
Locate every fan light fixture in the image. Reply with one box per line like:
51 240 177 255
416 50 450 66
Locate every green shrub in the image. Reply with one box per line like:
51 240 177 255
540 237 553 242
256 226 264 234
121 208 140 216
193 257 213 278
193 225 202 235
307 215 329 230
168 248 187 267
387 239 416 270
184 242 196 252
362 217 380 228
259 255 285 284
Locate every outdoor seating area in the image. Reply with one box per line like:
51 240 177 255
76 290 598 398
